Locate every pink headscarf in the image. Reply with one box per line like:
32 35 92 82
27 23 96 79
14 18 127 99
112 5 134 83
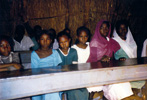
87 20 120 62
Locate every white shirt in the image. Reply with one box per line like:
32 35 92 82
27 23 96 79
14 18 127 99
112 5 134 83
72 42 90 63
53 39 59 49
13 35 34 51
142 39 147 57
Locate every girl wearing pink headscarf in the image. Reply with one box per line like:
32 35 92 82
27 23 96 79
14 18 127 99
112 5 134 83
87 20 133 100
87 20 120 62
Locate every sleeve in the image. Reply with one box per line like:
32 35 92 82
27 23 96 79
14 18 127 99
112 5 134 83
31 51 39 68
114 48 129 60
12 52 20 63
54 50 62 66
26 36 35 49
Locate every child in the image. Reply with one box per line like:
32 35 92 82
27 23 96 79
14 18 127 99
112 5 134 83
48 28 59 49
30 25 42 51
113 20 137 60
24 21 42 51
72 26 91 63
72 26 103 100
31 30 62 100
57 31 89 100
57 31 77 65
113 20 146 99
0 35 21 72
13 25 34 51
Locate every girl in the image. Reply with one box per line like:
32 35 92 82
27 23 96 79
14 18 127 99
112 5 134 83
87 20 133 100
113 20 146 98
87 20 121 62
0 35 21 72
72 26 104 100
57 31 77 65
13 25 34 51
113 20 137 60
48 28 59 49
31 30 62 100
57 31 89 100
72 26 91 63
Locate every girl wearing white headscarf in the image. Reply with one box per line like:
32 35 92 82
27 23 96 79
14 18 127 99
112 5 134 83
113 20 137 60
113 20 145 93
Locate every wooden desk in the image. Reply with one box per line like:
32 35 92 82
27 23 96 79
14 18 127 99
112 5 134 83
0 57 147 100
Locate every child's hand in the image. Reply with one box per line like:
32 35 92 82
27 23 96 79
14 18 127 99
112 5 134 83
13 63 21 69
119 57 126 61
101 55 110 62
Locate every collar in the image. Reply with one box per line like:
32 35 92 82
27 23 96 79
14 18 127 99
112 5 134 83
59 48 70 56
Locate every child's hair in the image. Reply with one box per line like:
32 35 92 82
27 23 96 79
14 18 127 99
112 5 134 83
0 35 14 51
102 21 110 28
57 31 71 46
14 25 25 36
63 28 71 34
36 30 54 48
75 26 91 44
34 25 42 38
116 20 129 31
34 25 42 33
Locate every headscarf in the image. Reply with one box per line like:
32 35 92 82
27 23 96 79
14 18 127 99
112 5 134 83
113 27 137 58
87 20 120 62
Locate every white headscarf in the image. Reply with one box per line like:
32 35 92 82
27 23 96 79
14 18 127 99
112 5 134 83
141 39 147 57
113 28 137 58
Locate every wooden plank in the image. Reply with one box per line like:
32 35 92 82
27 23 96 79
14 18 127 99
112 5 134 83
0 57 147 100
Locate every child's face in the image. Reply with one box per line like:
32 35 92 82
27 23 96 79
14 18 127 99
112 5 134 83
0 40 11 56
77 31 89 44
117 24 128 39
39 34 52 49
58 35 70 50
99 23 109 38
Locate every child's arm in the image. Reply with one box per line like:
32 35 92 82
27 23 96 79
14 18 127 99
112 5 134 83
101 55 111 62
12 52 20 63
114 48 129 60
0 68 8 72
0 63 21 71
0 63 17 68
12 63 21 69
